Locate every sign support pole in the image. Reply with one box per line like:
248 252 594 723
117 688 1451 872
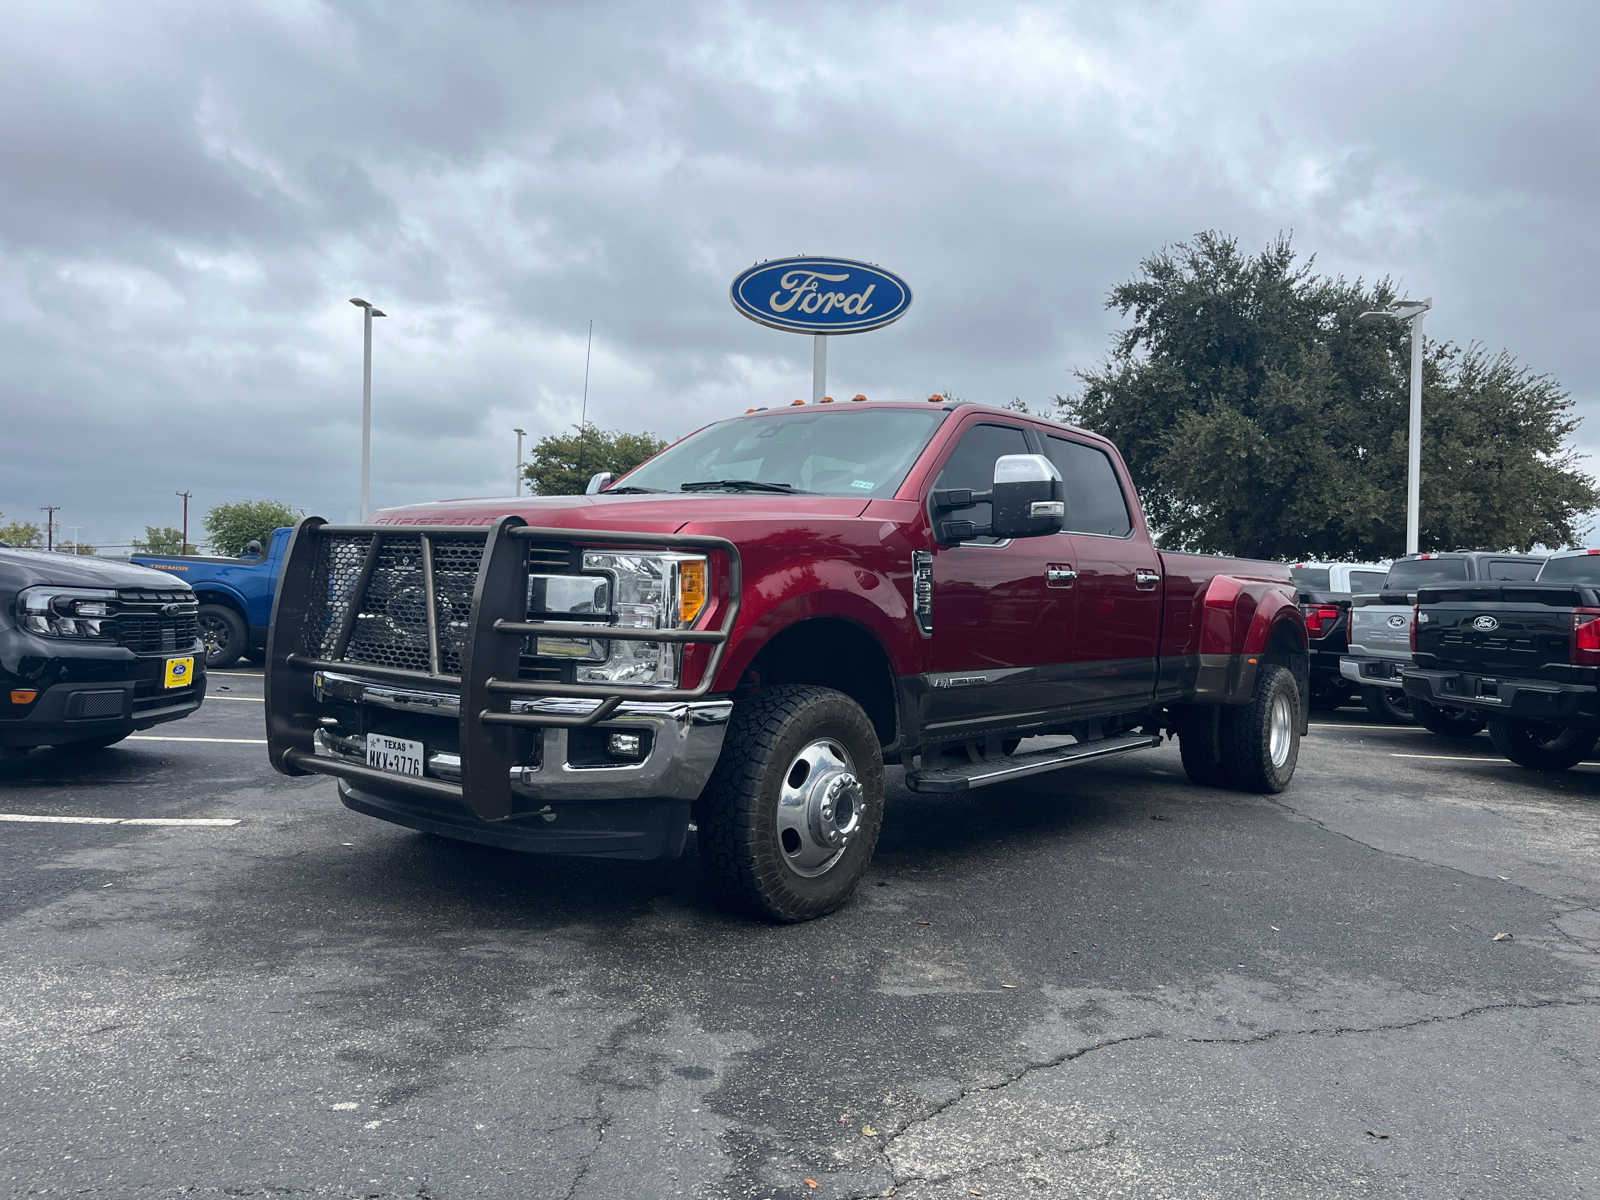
811 334 826 403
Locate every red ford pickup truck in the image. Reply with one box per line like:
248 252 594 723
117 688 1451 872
266 399 1307 920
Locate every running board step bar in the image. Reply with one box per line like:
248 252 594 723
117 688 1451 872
905 733 1163 794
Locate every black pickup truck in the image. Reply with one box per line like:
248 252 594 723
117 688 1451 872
1403 549 1600 771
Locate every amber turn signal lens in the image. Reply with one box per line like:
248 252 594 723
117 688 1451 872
10 689 38 704
678 560 707 624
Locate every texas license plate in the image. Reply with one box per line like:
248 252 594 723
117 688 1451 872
366 734 424 777
163 655 195 689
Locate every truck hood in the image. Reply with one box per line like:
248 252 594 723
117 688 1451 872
0 549 196 591
374 492 873 534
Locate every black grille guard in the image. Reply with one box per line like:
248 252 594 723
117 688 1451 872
265 514 742 820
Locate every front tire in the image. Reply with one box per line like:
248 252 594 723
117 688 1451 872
198 603 246 669
697 685 885 922
1364 685 1413 724
1487 719 1597 772
1221 663 1301 793
1414 700 1485 740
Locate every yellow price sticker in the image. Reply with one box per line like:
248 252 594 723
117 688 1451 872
164 656 195 689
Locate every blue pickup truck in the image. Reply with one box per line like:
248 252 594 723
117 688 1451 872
131 527 291 668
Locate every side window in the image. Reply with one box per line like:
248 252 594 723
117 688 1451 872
1043 436 1133 537
1487 559 1541 581
933 423 1031 543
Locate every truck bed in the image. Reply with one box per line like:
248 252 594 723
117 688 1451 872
1157 551 1293 660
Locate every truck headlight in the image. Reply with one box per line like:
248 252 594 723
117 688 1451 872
16 587 117 639
571 551 707 688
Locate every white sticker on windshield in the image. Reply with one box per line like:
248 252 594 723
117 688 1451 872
851 480 875 489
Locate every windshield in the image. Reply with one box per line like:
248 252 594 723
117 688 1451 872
1537 554 1600 584
1384 558 1468 590
611 407 948 498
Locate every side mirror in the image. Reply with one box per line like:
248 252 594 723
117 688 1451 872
585 472 615 495
990 454 1064 539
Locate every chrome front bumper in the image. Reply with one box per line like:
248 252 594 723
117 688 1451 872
312 670 732 802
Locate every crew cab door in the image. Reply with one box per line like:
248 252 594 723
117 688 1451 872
1039 432 1162 713
920 419 1079 741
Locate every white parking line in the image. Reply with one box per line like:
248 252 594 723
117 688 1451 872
207 671 262 679
0 814 240 826
129 735 267 745
205 695 264 702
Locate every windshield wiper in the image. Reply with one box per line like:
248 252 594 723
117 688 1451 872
598 485 665 494
679 479 809 494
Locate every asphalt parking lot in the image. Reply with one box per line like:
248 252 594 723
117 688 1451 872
2 670 1598 1199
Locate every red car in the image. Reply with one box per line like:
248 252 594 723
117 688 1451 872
265 399 1307 921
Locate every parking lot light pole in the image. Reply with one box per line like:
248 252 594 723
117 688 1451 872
1359 298 1432 555
350 298 387 522
513 427 527 497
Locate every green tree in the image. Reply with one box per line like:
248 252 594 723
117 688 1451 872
522 423 669 496
1061 231 1598 558
0 518 42 547
131 526 192 555
58 540 98 556
204 499 298 555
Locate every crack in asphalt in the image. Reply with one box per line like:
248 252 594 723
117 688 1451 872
1262 793 1593 905
850 996 1600 1198
560 1090 608 1200
1547 908 1600 956
561 1012 658 1200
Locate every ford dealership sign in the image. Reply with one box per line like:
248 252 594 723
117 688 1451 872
730 256 912 335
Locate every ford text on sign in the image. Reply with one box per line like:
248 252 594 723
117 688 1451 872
730 257 912 335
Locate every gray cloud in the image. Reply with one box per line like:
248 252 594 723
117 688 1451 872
2 0 1597 548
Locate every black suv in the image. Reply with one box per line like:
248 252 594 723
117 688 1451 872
1 547 206 752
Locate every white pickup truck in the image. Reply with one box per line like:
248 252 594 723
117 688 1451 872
1341 552 1543 731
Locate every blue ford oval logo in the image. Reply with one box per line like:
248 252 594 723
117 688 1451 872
172 661 188 677
730 256 912 335
1472 615 1499 632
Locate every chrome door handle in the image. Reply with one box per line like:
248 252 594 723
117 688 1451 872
1046 564 1077 587
1134 568 1160 590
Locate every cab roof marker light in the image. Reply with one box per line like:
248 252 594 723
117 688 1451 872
851 393 867 401
790 398 805 406
927 393 942 403
820 395 835 403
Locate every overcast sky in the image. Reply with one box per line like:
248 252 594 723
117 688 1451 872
3 0 1597 550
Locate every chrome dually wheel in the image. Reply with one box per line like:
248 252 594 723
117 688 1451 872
775 738 864 878
698 685 885 922
1268 690 1294 769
